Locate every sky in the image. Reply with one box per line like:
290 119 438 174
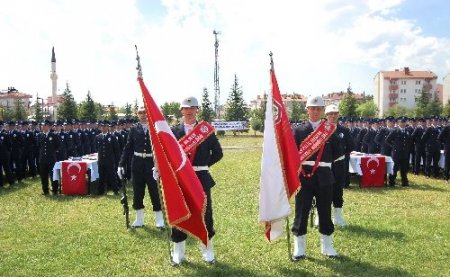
1 0 450 108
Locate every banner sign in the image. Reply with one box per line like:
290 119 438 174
211 121 248 131
179 121 215 154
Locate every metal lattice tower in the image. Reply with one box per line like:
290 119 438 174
213 30 221 118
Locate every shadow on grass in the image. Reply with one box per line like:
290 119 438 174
179 259 265 277
0 178 35 196
408 182 446 192
342 225 405 240
279 255 412 277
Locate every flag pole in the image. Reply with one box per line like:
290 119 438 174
270 51 293 261
135 45 173 264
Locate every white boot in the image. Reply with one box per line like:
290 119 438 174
334 208 346 227
201 239 215 263
292 235 306 260
172 241 186 265
154 211 165 229
320 234 338 257
131 209 144 228
314 209 319 228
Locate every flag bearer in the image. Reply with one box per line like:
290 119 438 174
291 96 341 260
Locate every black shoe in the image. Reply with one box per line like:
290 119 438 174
42 191 49 195
388 183 395 187
402 183 409 187
291 255 305 262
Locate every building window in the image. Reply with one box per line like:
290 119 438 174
390 80 396 84
401 80 406 85
416 80 421 85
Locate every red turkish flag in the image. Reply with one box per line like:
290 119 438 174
138 77 208 246
61 161 88 195
361 156 386 187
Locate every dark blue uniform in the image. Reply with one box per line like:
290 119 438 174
0 130 15 186
437 125 450 180
386 127 412 186
421 125 441 177
95 132 120 194
170 123 223 243
37 130 61 194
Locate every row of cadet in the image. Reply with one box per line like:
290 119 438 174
292 115 450 181
0 119 135 194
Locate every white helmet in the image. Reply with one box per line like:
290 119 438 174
306 96 325 108
325 104 339 114
179 96 199 109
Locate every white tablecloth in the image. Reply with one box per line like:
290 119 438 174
53 159 99 182
349 153 394 175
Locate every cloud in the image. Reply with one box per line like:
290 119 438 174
1 0 450 109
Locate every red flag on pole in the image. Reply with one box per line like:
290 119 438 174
61 161 88 195
137 77 208 246
259 56 301 241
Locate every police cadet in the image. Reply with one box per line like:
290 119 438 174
37 120 61 195
325 104 353 226
437 116 450 180
292 96 341 259
362 119 380 154
55 121 69 162
411 118 426 175
385 116 413 187
421 117 441 178
375 117 394 156
95 121 120 195
0 122 15 187
21 121 37 178
10 121 24 182
169 96 223 265
117 107 165 229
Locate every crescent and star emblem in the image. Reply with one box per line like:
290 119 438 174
366 156 380 175
155 120 187 172
67 162 82 181
273 99 282 124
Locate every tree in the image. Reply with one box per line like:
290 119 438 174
35 95 44 122
224 74 248 122
384 105 414 118
58 82 78 121
425 93 442 117
414 88 430 117
289 101 304 122
107 104 119 122
442 100 450 117
249 108 264 135
356 100 377 118
13 99 27 121
79 91 99 122
124 103 133 119
198 88 215 122
339 84 358 118
160 102 182 122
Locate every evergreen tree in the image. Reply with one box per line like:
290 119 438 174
35 95 44 122
414 88 430 117
442 100 450 117
425 93 442 117
289 100 304 122
224 74 248 121
198 88 215 122
160 102 182 120
124 103 133 119
339 84 358 118
107 104 119 122
249 107 264 135
13 99 27 121
134 99 139 117
79 90 98 122
58 82 78 121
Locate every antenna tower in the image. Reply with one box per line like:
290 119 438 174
213 30 221 118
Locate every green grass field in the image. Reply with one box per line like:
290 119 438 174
1 135 450 276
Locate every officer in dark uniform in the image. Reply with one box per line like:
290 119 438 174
421 117 441 178
89 122 99 153
65 121 79 157
0 122 15 187
385 116 413 186
325 104 353 226
411 118 426 175
95 121 120 195
362 119 380 154
82 122 92 155
356 119 368 153
437 116 450 180
117 108 164 229
37 120 61 195
291 96 341 260
10 121 24 182
374 117 394 156
347 118 360 151
169 96 223 265
21 121 37 178
55 122 69 162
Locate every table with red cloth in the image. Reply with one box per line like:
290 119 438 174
349 152 394 187
52 156 99 195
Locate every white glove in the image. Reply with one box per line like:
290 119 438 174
152 167 160 181
117 167 125 179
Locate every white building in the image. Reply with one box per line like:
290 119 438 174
443 73 450 105
374 67 438 116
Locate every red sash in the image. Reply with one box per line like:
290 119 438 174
298 120 336 177
178 121 215 162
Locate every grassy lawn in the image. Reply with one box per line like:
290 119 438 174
1 136 449 276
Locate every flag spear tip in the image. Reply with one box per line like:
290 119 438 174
135 45 143 79
269 51 274 70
